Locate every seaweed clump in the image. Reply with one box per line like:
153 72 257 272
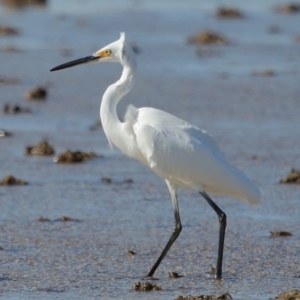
0 175 27 185
3 104 30 114
279 168 300 184
0 0 46 8
132 282 161 291
0 26 18 36
25 140 55 155
175 293 232 300
25 86 47 100
54 150 98 163
273 289 300 300
168 271 183 278
275 3 300 13
38 215 80 222
216 7 243 18
188 31 227 45
270 231 292 237
253 69 275 77
0 130 12 137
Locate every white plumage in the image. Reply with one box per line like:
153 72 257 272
51 32 261 280
123 106 260 204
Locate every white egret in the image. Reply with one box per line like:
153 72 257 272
51 32 261 280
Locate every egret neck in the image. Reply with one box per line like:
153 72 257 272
100 49 137 150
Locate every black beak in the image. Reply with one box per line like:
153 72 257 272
50 55 100 72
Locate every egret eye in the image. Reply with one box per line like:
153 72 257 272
104 50 111 56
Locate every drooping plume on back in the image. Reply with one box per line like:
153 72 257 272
126 106 261 205
201 154 261 204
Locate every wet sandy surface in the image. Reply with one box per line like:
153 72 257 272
1 1 300 299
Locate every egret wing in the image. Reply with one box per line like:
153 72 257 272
133 107 225 184
133 107 260 204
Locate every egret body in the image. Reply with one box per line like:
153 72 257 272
51 33 261 279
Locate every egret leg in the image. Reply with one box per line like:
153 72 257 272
146 180 182 277
199 191 227 280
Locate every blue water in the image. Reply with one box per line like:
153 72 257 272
1 1 300 299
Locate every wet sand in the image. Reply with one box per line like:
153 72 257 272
1 1 300 299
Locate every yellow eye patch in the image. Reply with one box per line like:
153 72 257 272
96 49 111 57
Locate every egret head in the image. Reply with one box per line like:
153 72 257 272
50 32 132 72
93 32 125 63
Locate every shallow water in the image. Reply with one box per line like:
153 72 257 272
1 1 300 299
